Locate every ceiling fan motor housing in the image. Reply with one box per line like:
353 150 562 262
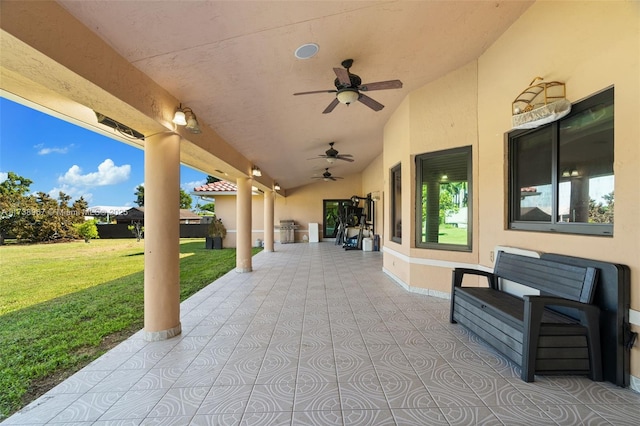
326 147 339 157
334 73 362 90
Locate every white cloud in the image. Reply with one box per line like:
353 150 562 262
0 171 7 183
59 159 130 187
48 184 93 203
182 179 206 192
39 147 69 155
35 143 73 155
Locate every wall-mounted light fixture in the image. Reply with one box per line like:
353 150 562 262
172 104 201 134
251 166 262 177
562 169 579 177
274 183 281 191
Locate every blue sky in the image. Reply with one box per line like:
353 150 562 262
0 97 208 209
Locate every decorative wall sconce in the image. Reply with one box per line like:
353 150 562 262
251 166 262 177
511 77 570 130
172 104 201 134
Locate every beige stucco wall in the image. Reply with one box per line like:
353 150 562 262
477 0 640 380
382 60 481 293
213 174 364 246
276 174 363 242
205 193 264 248
361 153 384 244
382 0 640 383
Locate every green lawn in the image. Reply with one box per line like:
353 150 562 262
0 239 261 419
437 224 469 245
419 224 469 245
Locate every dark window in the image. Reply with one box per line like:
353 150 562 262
391 164 402 243
509 87 614 236
416 146 472 251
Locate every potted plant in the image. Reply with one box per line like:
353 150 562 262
205 216 226 249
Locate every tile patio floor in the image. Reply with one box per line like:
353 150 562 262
5 242 640 425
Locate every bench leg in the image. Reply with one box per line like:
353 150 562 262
522 298 544 382
582 310 603 381
450 270 458 324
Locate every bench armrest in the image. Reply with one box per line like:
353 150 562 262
523 295 600 319
452 268 498 290
522 295 602 382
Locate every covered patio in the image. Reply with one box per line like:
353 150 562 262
6 243 639 425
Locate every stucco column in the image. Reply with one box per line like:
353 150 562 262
264 189 275 252
236 176 252 272
143 132 181 341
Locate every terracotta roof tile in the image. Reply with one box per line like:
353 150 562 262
193 181 237 192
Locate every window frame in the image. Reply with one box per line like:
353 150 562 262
390 163 402 243
415 146 472 252
507 87 614 236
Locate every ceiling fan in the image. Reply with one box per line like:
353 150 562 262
308 142 354 163
294 59 403 114
312 168 344 182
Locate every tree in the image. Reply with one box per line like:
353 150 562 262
74 219 99 243
134 184 145 207
134 185 193 209
179 188 192 209
589 191 614 224
128 222 144 242
1 172 92 244
0 172 34 245
199 202 215 215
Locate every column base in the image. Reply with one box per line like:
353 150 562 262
143 322 182 342
236 267 253 273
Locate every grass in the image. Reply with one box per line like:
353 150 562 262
437 224 469 245
419 224 469 245
0 238 261 419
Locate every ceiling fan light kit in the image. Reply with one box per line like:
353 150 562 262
336 88 359 105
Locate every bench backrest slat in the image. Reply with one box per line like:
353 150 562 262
494 251 598 304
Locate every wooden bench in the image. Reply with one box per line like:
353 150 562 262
450 251 603 382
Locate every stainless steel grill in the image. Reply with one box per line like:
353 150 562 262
278 220 298 244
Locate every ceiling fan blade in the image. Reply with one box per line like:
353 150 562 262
358 93 384 111
333 67 351 86
337 153 353 157
336 156 354 162
322 98 340 114
359 80 403 91
294 89 337 95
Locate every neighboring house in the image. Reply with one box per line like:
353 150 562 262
192 181 266 247
85 206 130 223
113 207 202 224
